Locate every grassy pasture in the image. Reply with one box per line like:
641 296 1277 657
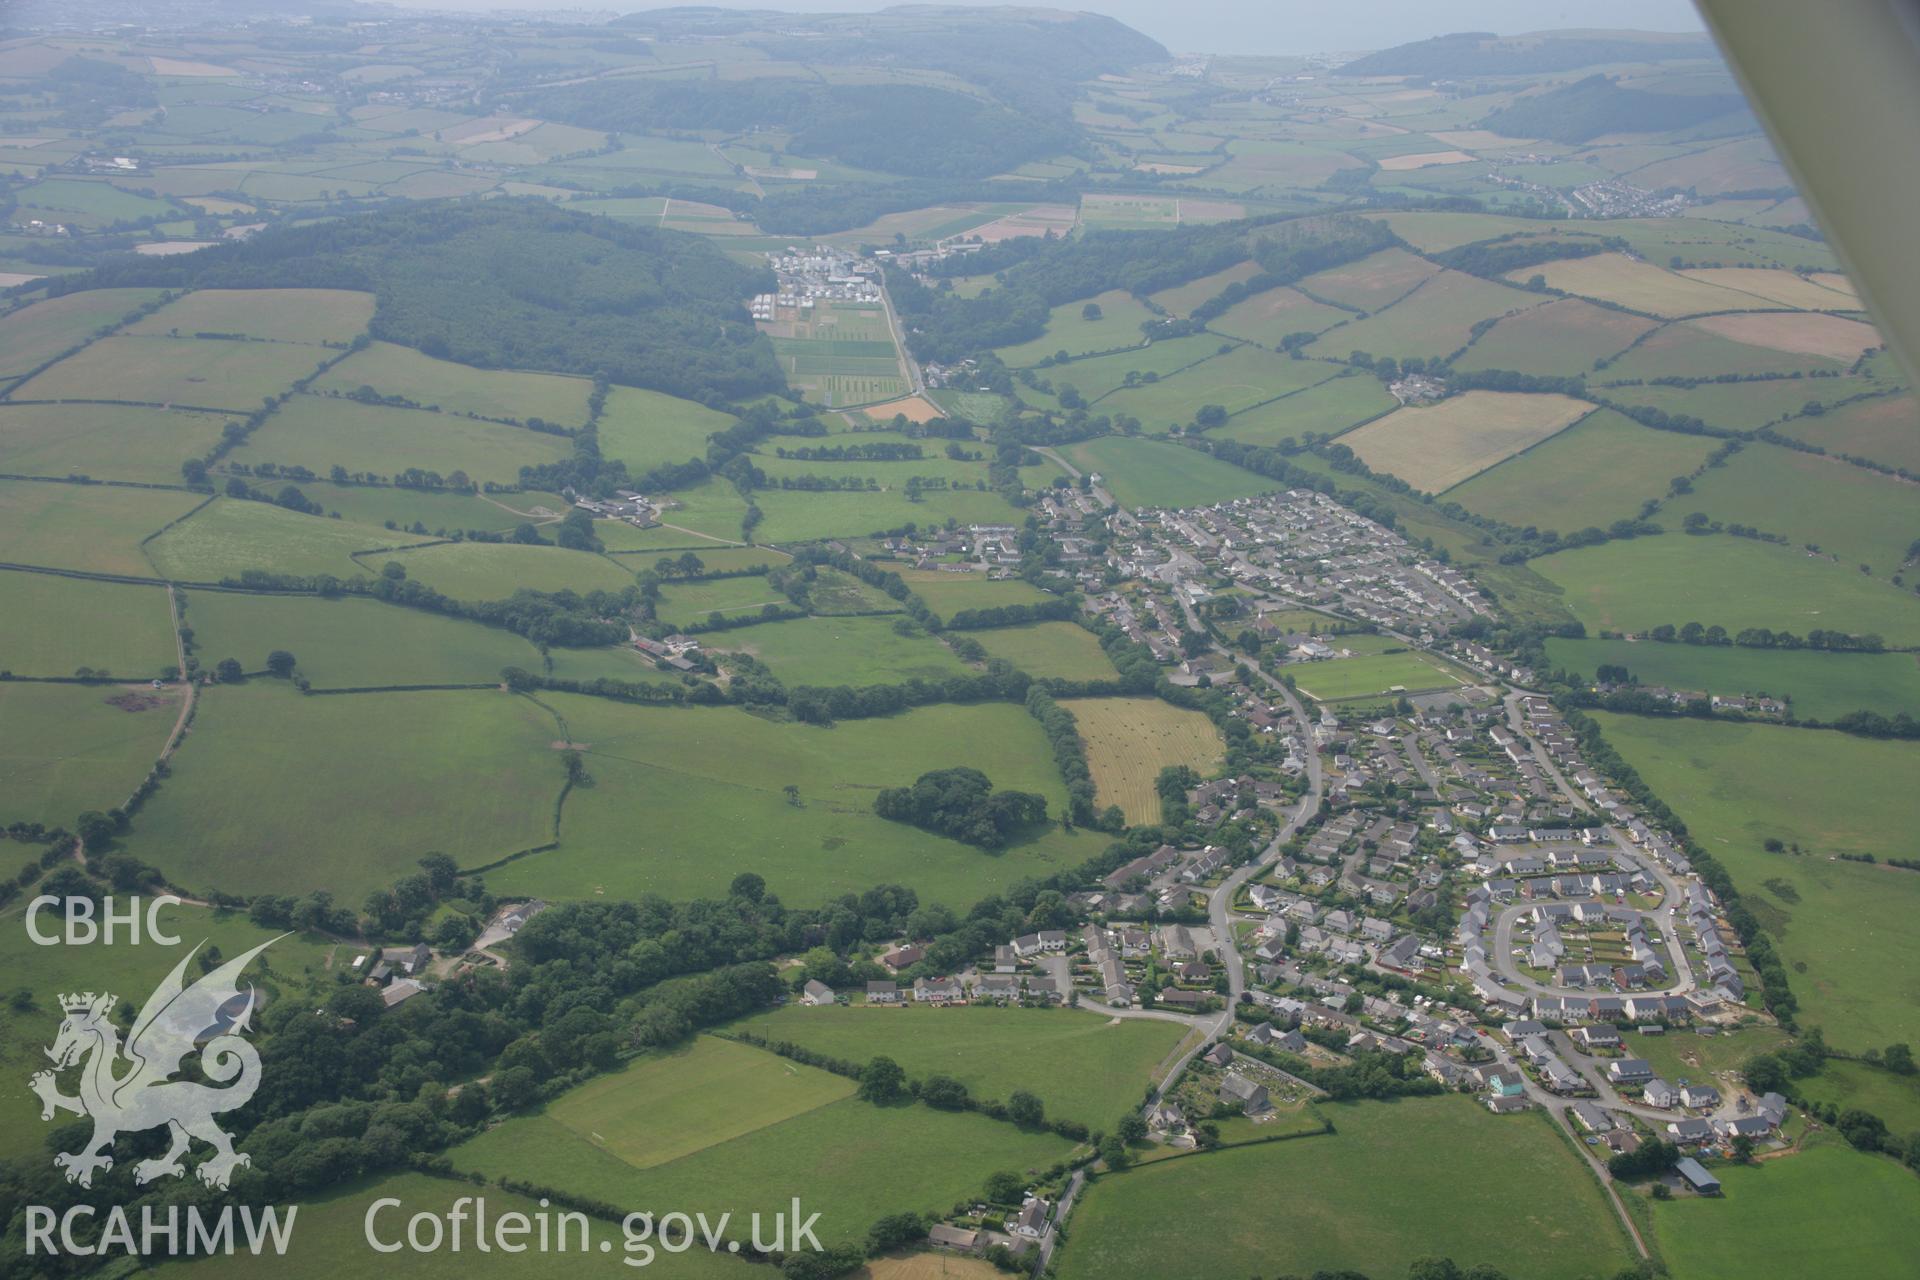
0 288 166 377
1046 335 1223 403
973 621 1118 680
13 177 178 227
1447 408 1720 532
146 499 406 582
546 1036 854 1170
1596 378 1879 434
1062 696 1225 824
0 681 180 830
1593 712 1920 1046
454 1092 1075 1252
1512 254 1788 317
746 486 1027 544
655 574 784 626
0 479 203 577
184 591 538 688
805 566 903 614
13 335 333 410
1342 391 1593 493
657 477 753 541
1546 639 1920 721
232 394 570 486
125 288 375 345
1292 651 1471 702
130 685 561 900
0 402 235 485
1662 443 1920 578
712 615 969 686
728 1004 1186 1126
1096 343 1333 426
1058 436 1277 510
1795 1060 1920 1135
377 541 636 601
1602 322 1844 383
495 694 1098 906
1147 259 1261 315
1775 393 1920 473
1209 286 1355 346
1295 246 1439 311
1311 269 1546 361
1209 371 1395 448
595 384 736 475
283 482 570 534
1648 1140 1920 1280
312 341 593 427
0 571 175 677
1059 1098 1631 1280
897 569 1052 618
1531 534 1920 646
1456 297 1657 376
1618 1026 1792 1089
994 289 1156 366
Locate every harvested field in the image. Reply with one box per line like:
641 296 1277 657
1686 311 1882 362
1343 391 1594 492
1062 696 1226 824
862 395 942 423
1510 253 1784 317
1376 149 1477 169
1676 267 1861 309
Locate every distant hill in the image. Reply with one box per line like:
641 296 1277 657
1477 73 1753 144
1337 29 1717 77
59 202 782 402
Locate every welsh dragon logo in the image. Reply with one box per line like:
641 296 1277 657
31 938 278 1190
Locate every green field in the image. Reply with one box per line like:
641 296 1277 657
995 289 1157 366
1209 370 1396 448
0 288 167 377
657 477 753 541
1796 1059 1920 1134
184 591 538 687
379 540 636 600
1040 334 1224 404
1096 343 1334 428
973 621 1118 680
312 341 594 427
1291 650 1471 702
489 693 1099 906
280 482 570 535
1058 436 1276 510
1618 1025 1792 1089
230 394 571 487
1210 285 1356 347
1595 378 1875 434
0 571 176 677
713 614 968 685
146 499 408 582
1775 392 1920 474
897 568 1052 619
13 335 334 410
746 485 1028 544
1148 259 1261 315
1648 1140 1920 1280
1663 443 1920 579
128 684 562 899
1059 1098 1632 1280
1296 246 1440 311
0 479 203 577
1593 712 1920 1046
595 384 737 475
728 1004 1186 1126
0 402 237 486
1455 297 1657 377
0 680 180 830
125 288 376 346
1546 638 1920 721
453 1080 1077 1251
547 1035 855 1170
654 573 785 626
1447 409 1722 532
1533 536 1920 646
1311 269 1547 362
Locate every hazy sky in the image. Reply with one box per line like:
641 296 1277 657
392 0 1706 56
